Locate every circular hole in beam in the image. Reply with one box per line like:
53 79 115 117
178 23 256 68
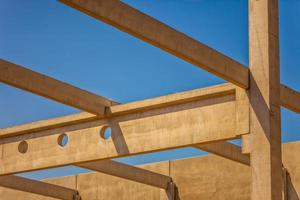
18 141 28 154
100 126 112 140
57 133 69 147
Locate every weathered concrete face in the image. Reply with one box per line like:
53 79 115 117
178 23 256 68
1 141 299 200
282 142 300 200
170 154 250 200
0 176 77 200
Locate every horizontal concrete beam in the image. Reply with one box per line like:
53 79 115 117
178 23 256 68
0 59 115 115
0 175 79 200
59 0 249 88
77 160 172 189
195 141 250 166
59 0 300 114
0 84 249 175
281 84 300 114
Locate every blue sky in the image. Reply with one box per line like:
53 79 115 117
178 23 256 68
0 0 299 180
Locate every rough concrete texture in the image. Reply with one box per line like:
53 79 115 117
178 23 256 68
0 141 299 200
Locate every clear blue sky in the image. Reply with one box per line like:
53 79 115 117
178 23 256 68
1 0 299 180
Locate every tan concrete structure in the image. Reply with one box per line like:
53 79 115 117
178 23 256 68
1 0 300 199
1 141 300 200
0 84 249 175
249 0 282 199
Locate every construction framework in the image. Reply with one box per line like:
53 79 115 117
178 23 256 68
0 0 300 199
